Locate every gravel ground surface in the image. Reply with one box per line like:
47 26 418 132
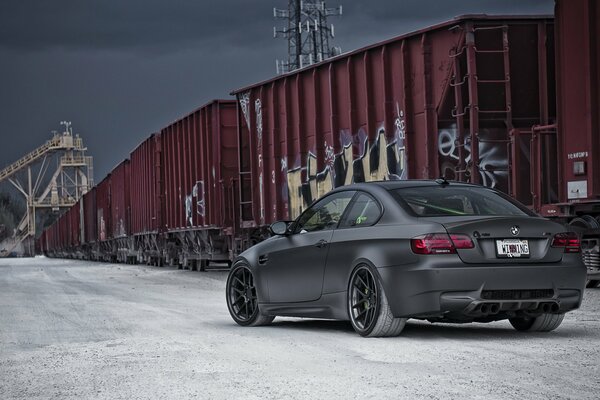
1 257 599 400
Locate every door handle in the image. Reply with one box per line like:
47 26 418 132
258 254 269 264
315 239 328 248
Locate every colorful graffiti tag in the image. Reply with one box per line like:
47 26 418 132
437 124 509 191
285 107 408 218
185 181 205 227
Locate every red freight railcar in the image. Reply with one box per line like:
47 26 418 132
111 160 131 238
66 202 81 251
51 215 60 254
110 160 132 262
129 133 163 264
45 223 55 255
232 15 555 229
83 187 97 246
95 174 112 260
554 0 600 286
59 211 69 253
39 228 48 255
161 100 240 267
48 223 57 255
555 0 600 210
38 230 45 254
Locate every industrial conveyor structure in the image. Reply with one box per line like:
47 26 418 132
0 122 93 257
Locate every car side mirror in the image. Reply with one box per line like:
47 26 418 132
270 221 290 236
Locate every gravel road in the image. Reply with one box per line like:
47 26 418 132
1 257 599 399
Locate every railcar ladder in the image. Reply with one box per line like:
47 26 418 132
451 23 513 188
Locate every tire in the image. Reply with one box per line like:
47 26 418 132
509 313 565 332
226 263 274 327
569 215 600 230
586 280 600 288
347 264 406 337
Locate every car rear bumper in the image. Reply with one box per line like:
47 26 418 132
377 255 587 319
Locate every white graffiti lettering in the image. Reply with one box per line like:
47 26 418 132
239 91 251 129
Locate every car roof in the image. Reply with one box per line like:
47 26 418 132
332 180 481 192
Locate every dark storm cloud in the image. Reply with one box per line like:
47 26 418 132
0 1 553 52
0 0 272 52
0 0 554 180
347 0 553 21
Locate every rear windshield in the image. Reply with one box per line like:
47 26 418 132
390 186 534 217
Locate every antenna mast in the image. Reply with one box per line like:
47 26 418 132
274 0 342 74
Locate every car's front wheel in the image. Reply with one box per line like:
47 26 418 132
226 263 274 326
348 264 406 337
509 313 565 332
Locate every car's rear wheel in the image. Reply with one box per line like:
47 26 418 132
586 280 600 288
509 313 565 332
348 264 406 337
226 263 274 326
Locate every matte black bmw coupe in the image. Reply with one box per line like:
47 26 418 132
226 180 586 337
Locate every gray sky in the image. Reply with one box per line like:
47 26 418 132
0 0 553 179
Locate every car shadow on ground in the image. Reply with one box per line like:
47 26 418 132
265 318 592 340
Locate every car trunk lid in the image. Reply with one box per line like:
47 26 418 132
423 216 564 264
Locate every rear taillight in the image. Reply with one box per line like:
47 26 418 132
411 233 474 255
450 234 475 249
551 232 581 253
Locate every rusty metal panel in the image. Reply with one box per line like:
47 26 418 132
83 187 97 244
161 100 239 231
555 0 600 202
130 133 163 234
95 175 111 242
110 160 131 238
58 210 68 250
49 223 56 252
234 15 553 224
66 203 80 248
162 122 180 229
42 227 49 253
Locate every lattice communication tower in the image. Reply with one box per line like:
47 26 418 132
274 0 342 74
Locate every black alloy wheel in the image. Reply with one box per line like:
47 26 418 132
349 266 380 333
226 263 274 326
348 264 406 337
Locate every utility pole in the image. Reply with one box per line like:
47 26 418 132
274 0 342 74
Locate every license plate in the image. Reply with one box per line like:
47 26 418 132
496 239 530 258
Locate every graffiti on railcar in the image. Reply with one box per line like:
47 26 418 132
185 181 205 226
98 211 106 241
255 99 263 147
437 125 509 192
116 218 126 237
284 108 409 218
239 91 251 129
240 93 410 219
255 99 265 223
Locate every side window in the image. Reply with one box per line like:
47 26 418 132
294 191 355 233
340 193 381 228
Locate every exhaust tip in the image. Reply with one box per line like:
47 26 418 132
490 303 500 314
541 303 550 313
480 304 490 314
550 303 560 313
